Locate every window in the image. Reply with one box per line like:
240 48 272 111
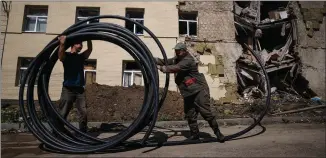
122 61 144 87
84 59 97 85
125 8 144 35
179 12 198 36
16 57 36 86
75 7 100 24
23 5 48 32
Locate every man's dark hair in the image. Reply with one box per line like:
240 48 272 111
69 41 83 48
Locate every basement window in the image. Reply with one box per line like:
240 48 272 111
16 57 37 86
22 5 48 32
125 8 145 35
122 61 143 87
84 59 97 85
75 7 100 24
179 12 198 36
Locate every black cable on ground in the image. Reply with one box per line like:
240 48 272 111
19 15 271 154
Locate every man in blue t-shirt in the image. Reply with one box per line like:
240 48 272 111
57 35 92 133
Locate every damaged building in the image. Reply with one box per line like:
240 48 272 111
234 1 326 101
177 1 325 103
1 1 325 105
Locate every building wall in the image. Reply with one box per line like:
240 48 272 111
1 1 232 101
1 2 179 100
293 1 326 98
178 1 242 103
178 1 235 41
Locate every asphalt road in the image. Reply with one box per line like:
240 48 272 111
1 123 325 157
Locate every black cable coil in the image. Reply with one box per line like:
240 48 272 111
19 15 271 154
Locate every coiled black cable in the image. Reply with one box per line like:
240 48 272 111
19 15 271 154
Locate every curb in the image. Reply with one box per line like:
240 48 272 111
2 116 325 131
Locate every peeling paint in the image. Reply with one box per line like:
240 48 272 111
218 82 242 104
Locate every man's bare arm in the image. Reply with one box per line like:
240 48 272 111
58 35 66 62
82 41 93 59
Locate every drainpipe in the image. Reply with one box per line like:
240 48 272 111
1 1 11 66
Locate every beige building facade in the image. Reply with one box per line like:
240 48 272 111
1 1 228 101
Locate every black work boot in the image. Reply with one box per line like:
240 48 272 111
186 121 200 141
187 134 200 140
208 119 225 142
187 130 200 140
214 129 225 143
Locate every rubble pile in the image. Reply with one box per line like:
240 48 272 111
233 1 318 102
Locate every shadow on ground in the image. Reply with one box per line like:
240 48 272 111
2 122 266 155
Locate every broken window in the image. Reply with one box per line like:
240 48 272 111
84 59 97 85
260 2 289 22
23 5 48 32
122 61 143 87
179 12 197 36
234 1 290 24
125 8 144 35
75 7 100 24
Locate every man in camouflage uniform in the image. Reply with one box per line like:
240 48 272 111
155 42 225 142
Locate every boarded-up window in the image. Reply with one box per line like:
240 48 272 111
84 59 97 85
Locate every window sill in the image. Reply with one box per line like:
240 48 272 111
22 31 46 34
179 34 198 38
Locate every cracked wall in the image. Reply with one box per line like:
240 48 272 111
178 1 243 102
292 1 326 98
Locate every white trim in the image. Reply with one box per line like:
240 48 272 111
179 19 197 22
131 18 144 35
26 15 47 18
178 19 197 36
24 15 48 32
18 67 37 87
77 16 99 24
84 69 96 84
122 70 144 87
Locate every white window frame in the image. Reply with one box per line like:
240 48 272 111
18 67 39 87
179 19 197 36
18 67 28 87
130 18 144 35
84 69 96 80
77 16 91 24
23 15 48 32
122 70 144 87
76 7 100 24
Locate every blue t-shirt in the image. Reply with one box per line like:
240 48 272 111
62 52 85 87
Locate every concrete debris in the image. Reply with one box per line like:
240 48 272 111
233 1 319 102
